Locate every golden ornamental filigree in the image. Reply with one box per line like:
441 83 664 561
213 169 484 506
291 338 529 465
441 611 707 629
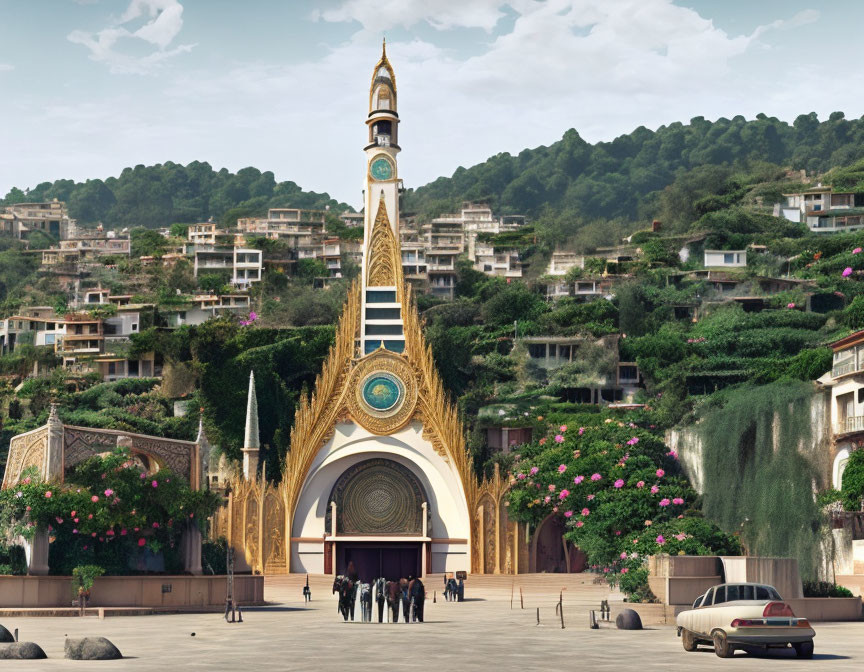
366 196 402 289
346 351 418 435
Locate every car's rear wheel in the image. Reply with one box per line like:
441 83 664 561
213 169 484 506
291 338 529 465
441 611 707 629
794 641 814 659
713 631 734 658
681 629 698 652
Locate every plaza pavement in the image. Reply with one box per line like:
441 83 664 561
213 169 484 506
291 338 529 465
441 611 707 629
1 573 862 670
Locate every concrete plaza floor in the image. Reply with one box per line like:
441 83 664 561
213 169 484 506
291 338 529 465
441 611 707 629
1 574 862 670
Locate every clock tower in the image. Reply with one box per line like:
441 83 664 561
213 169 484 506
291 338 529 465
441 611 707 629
360 39 404 356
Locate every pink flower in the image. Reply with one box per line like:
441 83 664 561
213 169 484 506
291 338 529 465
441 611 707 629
620 552 627 559
656 469 665 478
675 533 687 541
26 506 31 511
843 267 853 277
603 568 610 574
626 437 639 446
88 514 93 519
678 514 684 519
787 302 795 309
650 485 659 494
121 529 127 536
558 464 567 473
559 425 567 432
672 497 684 505
138 538 146 547
104 488 114 497
636 480 645 488
644 520 652 526
548 484 556 492
91 532 97 537
578 427 585 435
70 511 76 517
656 535 666 545
575 520 584 528
615 530 622 536
544 496 551 504
74 518 79 523
614 479 624 489
152 522 160 528
554 435 564 443
587 494 595 501
152 480 158 488
667 450 678 459
72 529 78 534
91 495 99 502
529 466 539 475
133 527 139 532
581 508 590 516
564 510 573 518
539 438 547 445
517 473 526 480
559 489 570 499
106 529 115 536
574 475 585 484
56 517 63 524
854 248 862 255
621 568 629 574
44 491 52 498
590 473 602 481
659 498 670 507
140 473 146 479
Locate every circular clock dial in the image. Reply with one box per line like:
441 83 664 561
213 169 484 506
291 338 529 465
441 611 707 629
362 373 403 411
370 157 393 181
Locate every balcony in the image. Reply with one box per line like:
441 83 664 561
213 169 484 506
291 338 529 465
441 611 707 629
836 415 864 435
833 358 857 378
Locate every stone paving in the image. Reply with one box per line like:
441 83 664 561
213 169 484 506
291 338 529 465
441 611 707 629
0 574 861 670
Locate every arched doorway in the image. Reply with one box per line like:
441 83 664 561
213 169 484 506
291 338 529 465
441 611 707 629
327 458 428 581
532 515 586 573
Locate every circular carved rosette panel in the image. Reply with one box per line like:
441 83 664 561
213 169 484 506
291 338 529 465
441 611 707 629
329 458 426 535
346 352 418 435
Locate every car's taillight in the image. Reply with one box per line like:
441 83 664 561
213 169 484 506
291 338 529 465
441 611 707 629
731 618 758 627
796 619 811 628
763 602 795 617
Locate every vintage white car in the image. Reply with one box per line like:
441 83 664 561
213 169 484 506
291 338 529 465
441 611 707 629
676 582 815 658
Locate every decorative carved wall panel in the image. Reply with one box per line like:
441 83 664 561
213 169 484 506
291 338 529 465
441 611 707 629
328 458 426 535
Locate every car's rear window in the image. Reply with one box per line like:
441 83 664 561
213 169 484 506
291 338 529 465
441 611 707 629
714 587 727 604
754 585 782 600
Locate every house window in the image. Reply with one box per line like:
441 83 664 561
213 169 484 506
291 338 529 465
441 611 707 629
528 344 547 359
723 253 734 264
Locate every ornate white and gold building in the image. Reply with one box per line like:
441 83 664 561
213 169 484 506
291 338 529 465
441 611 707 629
214 44 539 579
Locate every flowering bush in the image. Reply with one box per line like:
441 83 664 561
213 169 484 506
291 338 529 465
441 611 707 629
0 449 220 575
507 416 739 600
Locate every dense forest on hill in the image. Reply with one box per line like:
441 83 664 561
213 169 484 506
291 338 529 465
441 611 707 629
0 162 351 230
402 111 864 227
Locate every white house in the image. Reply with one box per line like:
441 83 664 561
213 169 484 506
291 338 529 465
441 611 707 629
704 249 747 268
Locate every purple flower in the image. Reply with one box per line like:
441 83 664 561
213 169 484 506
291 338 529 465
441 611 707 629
656 535 666 545
529 466 539 475
578 427 585 435
843 267 853 277
626 437 639 446
517 473 526 480
558 464 567 473
559 489 569 500
854 248 862 255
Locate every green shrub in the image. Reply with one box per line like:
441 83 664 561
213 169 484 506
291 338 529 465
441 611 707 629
802 581 854 598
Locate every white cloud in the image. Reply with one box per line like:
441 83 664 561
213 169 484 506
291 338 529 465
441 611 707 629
67 0 194 74
314 0 507 32
0 64 14 72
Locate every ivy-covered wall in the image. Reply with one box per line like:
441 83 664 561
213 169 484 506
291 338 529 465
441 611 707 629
673 381 831 580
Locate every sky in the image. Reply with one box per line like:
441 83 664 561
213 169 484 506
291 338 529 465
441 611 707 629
0 0 862 209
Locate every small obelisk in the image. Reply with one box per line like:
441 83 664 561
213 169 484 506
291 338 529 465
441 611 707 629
242 371 260 479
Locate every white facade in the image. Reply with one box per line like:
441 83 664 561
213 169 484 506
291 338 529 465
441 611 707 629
291 421 471 574
704 250 747 268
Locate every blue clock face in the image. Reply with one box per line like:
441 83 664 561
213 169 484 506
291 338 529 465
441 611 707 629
362 373 403 411
370 157 393 181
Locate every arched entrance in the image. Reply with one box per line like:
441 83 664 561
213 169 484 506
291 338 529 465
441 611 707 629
327 458 428 581
532 515 586 573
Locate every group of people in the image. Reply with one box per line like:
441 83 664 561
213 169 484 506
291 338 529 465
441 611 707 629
332 561 426 623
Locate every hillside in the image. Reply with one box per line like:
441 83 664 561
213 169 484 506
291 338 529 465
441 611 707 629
402 111 864 228
0 162 352 230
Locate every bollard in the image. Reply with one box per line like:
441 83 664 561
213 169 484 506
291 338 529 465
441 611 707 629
520 587 524 609
510 583 514 610
433 591 436 603
555 599 565 629
237 607 243 623
536 607 540 625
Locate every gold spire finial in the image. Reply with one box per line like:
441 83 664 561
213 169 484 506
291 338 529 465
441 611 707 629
382 36 386 58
